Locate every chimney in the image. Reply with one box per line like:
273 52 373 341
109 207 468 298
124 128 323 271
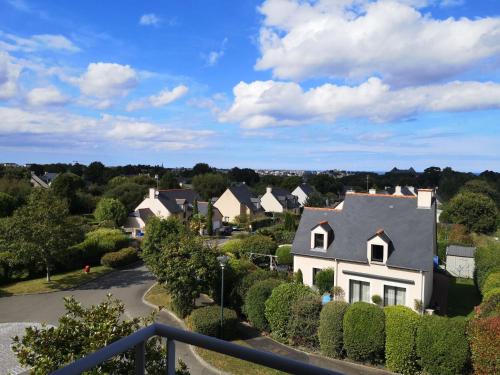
395 186 402 195
149 188 156 199
369 188 376 194
266 186 272 194
417 189 433 209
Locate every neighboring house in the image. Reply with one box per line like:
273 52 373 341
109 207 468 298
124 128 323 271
197 201 223 234
41 172 59 186
31 171 58 188
386 185 417 196
292 183 315 206
446 245 476 279
292 189 436 311
260 187 300 214
214 184 262 223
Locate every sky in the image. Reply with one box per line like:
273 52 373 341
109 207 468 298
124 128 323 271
0 0 499 172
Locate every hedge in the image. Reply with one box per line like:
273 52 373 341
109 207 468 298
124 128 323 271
416 315 469 375
482 270 500 297
384 306 420 374
187 305 238 340
314 269 335 294
239 235 277 257
287 294 322 348
265 283 315 342
101 247 138 268
220 239 244 256
249 217 274 230
318 301 349 358
343 302 385 363
276 245 292 265
468 315 500 375
243 278 283 331
474 242 500 292
234 269 284 311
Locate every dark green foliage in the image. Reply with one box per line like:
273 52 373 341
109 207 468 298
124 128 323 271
188 305 238 339
101 247 139 268
319 301 349 358
244 278 283 331
461 179 500 206
104 182 147 212
0 177 31 207
308 174 341 195
94 198 127 226
287 294 322 348
483 270 500 298
84 161 105 184
294 269 303 284
264 282 315 341
475 241 500 293
239 234 277 257
256 225 295 245
371 294 382 306
207 201 213 235
192 173 228 200
314 268 335 294
228 167 260 186
416 315 469 375
0 192 15 217
159 171 179 189
249 217 274 230
304 192 326 207
343 302 385 362
384 306 420 374
50 172 84 212
192 163 213 176
234 269 283 310
283 212 297 232
276 245 292 265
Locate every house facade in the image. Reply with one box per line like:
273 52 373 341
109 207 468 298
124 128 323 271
292 183 315 206
292 189 436 311
214 184 261 222
260 187 300 214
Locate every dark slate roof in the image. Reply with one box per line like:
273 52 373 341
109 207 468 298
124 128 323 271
292 193 436 272
157 189 200 214
297 183 315 195
269 187 300 209
446 245 476 258
385 186 416 196
138 208 155 223
229 184 260 212
197 201 222 217
41 172 59 184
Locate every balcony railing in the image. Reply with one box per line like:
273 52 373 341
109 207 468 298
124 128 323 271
51 322 342 375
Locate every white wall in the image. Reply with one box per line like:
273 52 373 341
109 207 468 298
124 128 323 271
446 256 475 279
135 197 172 218
260 191 284 213
292 186 309 206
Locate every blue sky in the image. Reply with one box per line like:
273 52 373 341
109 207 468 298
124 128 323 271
0 0 499 171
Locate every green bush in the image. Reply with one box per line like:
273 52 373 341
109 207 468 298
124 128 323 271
239 235 277 257
256 225 295 245
101 247 139 268
264 282 315 342
416 315 469 375
478 293 500 318
276 245 292 265
343 302 385 362
94 198 127 226
244 278 283 331
384 306 420 374
0 192 16 217
319 301 349 358
187 305 238 340
234 269 284 310
249 217 274 230
475 242 500 292
294 269 303 284
468 315 500 375
220 239 244 256
315 268 335 294
218 257 257 311
482 270 500 297
371 295 382 306
287 294 322 348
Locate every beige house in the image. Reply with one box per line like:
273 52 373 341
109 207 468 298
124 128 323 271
292 189 436 311
292 183 315 206
214 184 261 223
260 187 300 214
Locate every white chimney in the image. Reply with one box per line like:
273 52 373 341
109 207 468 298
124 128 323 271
266 186 272 194
369 188 376 194
149 188 156 199
417 189 433 209
395 186 402 195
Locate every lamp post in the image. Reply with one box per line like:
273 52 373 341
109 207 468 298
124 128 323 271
217 255 229 339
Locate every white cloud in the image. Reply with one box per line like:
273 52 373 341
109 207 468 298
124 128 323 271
256 0 500 85
0 31 80 52
126 85 188 111
26 86 69 106
220 78 500 128
139 13 161 26
0 51 21 99
203 38 228 66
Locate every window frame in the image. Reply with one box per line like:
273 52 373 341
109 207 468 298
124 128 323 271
371 244 384 263
383 285 406 306
314 233 325 249
349 279 370 303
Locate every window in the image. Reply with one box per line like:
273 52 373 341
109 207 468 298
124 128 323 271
314 233 324 248
349 280 370 303
313 268 322 285
371 244 384 262
384 286 406 306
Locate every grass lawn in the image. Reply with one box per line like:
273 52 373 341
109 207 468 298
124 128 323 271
447 277 481 317
196 342 285 375
0 265 113 296
144 283 172 310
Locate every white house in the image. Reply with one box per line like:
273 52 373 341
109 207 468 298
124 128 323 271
260 187 300 214
446 245 476 279
214 184 262 223
292 183 315 206
292 189 436 311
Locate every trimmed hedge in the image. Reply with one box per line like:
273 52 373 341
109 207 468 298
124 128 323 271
314 268 335 294
343 302 385 363
234 269 284 310
276 245 292 265
243 278 283 331
287 294 322 348
416 315 469 375
384 306 420 374
101 247 138 268
265 283 315 342
319 301 349 358
468 315 500 375
249 217 274 230
474 242 500 292
187 305 238 340
483 270 500 297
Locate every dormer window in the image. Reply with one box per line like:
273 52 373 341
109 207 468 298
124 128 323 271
371 245 384 262
367 229 391 264
311 221 333 251
314 233 324 248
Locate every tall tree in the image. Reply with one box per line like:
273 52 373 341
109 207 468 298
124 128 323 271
192 173 228 200
84 161 106 184
192 163 213 176
94 198 128 226
207 201 214 236
159 171 179 189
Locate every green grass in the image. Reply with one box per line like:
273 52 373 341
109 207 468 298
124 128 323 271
144 283 173 310
0 265 113 296
447 277 482 317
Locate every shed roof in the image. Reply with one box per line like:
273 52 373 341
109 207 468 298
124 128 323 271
446 245 476 258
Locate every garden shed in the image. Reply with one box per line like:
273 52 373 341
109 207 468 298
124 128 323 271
446 245 476 279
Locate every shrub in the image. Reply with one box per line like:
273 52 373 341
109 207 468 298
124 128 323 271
314 268 335 294
244 278 283 331
477 293 500 318
220 239 244 256
217 257 257 311
318 301 349 358
482 270 500 297
331 286 345 301
94 198 127 226
343 302 385 362
448 224 474 245
287 294 322 348
249 217 274 230
475 242 500 292
187 305 238 340
384 306 420 374
0 192 15 217
276 245 292 265
256 225 295 245
265 283 315 342
294 269 303 284
371 294 382 306
239 235 277 257
468 315 500 375
416 315 469 375
101 247 139 268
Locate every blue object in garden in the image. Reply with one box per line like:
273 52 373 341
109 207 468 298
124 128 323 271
433 255 439 269
322 294 331 305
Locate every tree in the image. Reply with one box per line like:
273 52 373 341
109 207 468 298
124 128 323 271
94 198 127 226
315 268 335 294
193 199 199 215
308 174 340 195
9 189 82 281
304 192 326 207
228 167 260 185
192 173 228 200
192 163 213 176
207 201 214 235
461 179 499 206
104 182 147 212
12 295 188 374
159 171 179 189
0 192 15 217
441 192 498 233
84 161 105 184
50 172 84 212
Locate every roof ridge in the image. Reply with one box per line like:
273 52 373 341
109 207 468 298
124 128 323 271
347 192 417 199
304 206 340 211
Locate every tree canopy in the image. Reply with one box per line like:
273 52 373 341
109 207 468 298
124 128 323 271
94 198 128 226
192 173 228 200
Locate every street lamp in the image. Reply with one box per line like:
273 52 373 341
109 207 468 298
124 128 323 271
217 255 229 338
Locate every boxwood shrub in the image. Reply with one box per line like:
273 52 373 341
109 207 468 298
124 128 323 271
235 269 284 311
276 245 292 265
318 301 349 358
416 315 469 375
384 305 420 374
101 247 139 268
482 270 500 297
187 305 238 340
314 268 335 294
474 242 500 292
343 302 385 362
287 294 322 348
264 282 315 342
243 278 283 331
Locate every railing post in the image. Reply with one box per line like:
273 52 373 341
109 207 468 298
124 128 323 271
166 339 176 375
135 341 145 375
